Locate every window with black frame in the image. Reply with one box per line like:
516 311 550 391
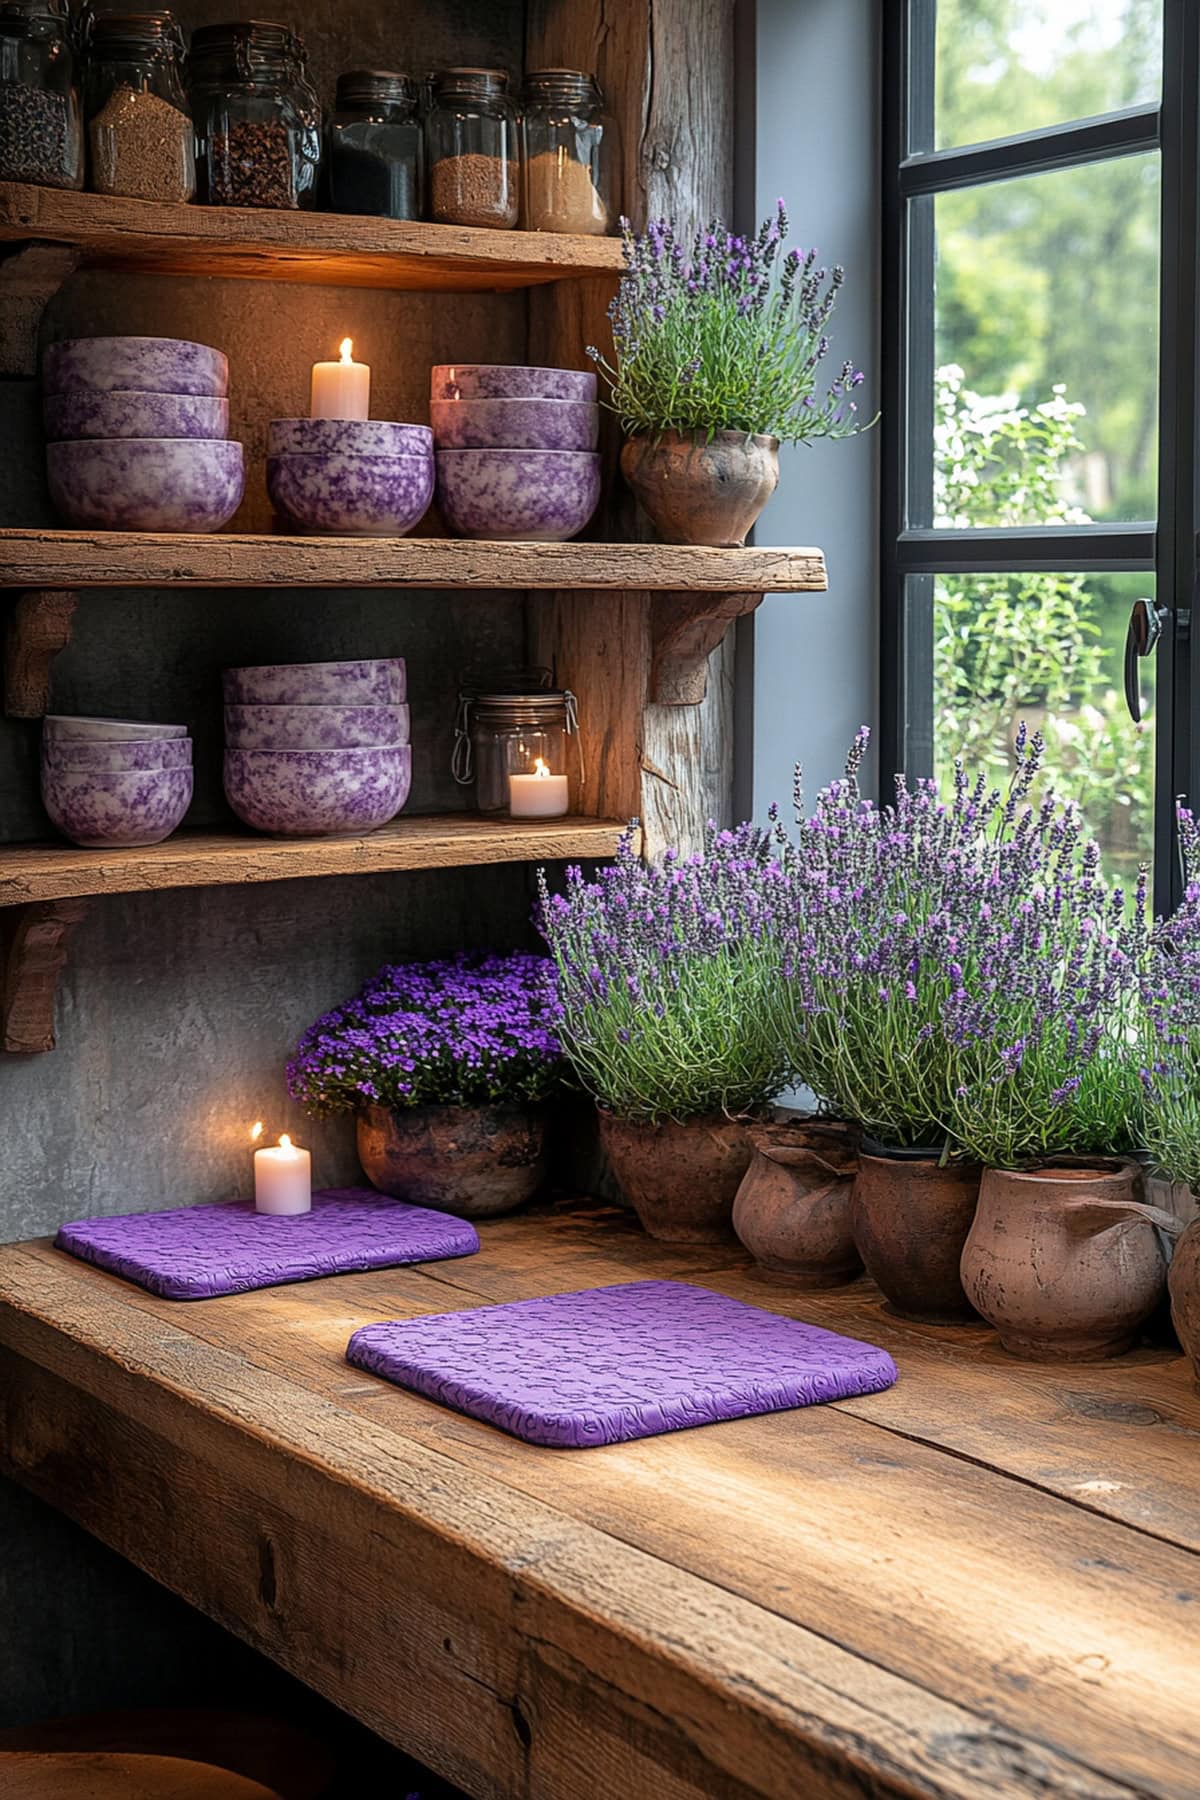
882 0 1199 903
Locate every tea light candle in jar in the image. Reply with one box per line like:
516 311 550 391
310 337 370 421
254 1130 312 1215
508 757 569 818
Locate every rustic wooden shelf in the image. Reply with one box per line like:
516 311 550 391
0 183 625 293
0 814 630 908
0 529 827 594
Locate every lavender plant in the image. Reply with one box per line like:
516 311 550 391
286 952 562 1117
1140 807 1200 1190
587 201 871 443
538 823 791 1123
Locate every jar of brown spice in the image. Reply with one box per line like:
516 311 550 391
521 69 618 235
425 67 518 230
188 19 321 210
84 10 195 203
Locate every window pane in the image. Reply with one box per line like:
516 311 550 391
931 154 1159 526
934 0 1162 151
930 570 1155 883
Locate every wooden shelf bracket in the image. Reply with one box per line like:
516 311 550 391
651 591 763 705
5 589 77 718
0 241 79 378
2 897 88 1053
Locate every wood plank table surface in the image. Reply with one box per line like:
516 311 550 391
1 1198 1198 1800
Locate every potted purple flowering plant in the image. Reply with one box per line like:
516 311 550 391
538 824 791 1242
588 201 870 546
286 952 562 1219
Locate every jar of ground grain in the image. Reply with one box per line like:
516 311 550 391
84 11 194 203
521 70 617 235
189 19 321 210
425 67 518 230
327 70 422 219
0 0 83 189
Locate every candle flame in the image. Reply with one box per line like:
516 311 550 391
533 758 550 779
279 1133 293 1151
249 1120 264 1142
338 337 354 364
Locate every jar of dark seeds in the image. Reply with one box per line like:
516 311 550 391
84 10 194 203
327 70 422 218
188 19 321 210
0 0 83 190
425 68 518 230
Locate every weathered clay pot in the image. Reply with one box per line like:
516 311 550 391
620 430 780 546
851 1145 982 1322
357 1102 547 1218
732 1119 861 1286
962 1160 1182 1361
1169 1214 1200 1384
598 1112 751 1242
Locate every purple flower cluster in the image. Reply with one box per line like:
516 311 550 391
586 200 870 443
538 823 790 1122
286 952 562 1118
1140 805 1200 1186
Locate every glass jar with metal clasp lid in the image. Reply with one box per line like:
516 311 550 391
453 674 580 819
84 9 195 203
0 0 83 190
188 18 321 209
327 69 422 218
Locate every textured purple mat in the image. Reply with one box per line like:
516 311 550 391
55 1187 480 1300
346 1279 898 1448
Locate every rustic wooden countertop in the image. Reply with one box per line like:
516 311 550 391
0 1198 1197 1800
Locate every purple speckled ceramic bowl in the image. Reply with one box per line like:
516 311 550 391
224 701 410 750
436 448 601 541
431 364 597 403
47 439 245 533
267 451 433 537
224 745 411 836
430 397 599 452
222 658 406 707
43 391 230 443
44 715 190 741
41 764 193 848
42 737 192 772
268 418 433 457
43 337 229 397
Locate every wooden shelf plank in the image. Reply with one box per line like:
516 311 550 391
0 815 630 906
0 530 827 593
0 183 624 292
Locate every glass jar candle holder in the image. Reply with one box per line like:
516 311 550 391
460 689 578 818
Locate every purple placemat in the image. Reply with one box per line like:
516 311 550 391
55 1187 480 1300
346 1279 898 1448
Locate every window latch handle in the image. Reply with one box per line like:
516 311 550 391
1124 598 1167 723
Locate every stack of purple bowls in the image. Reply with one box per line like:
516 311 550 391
266 419 434 535
43 337 244 533
222 658 410 836
430 364 601 541
41 715 193 847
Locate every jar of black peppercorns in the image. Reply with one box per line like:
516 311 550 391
0 0 84 190
188 19 321 210
327 70 422 219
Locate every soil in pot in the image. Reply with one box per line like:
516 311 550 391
851 1144 982 1322
357 1101 548 1219
733 1118 861 1286
598 1111 751 1243
962 1160 1182 1361
1169 1214 1200 1385
620 430 780 547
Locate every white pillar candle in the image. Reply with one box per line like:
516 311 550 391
310 337 371 421
254 1134 312 1215
508 758 569 819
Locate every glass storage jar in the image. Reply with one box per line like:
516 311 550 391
0 0 83 190
521 69 617 234
189 19 321 210
465 690 576 817
84 10 194 203
327 69 421 219
425 67 518 229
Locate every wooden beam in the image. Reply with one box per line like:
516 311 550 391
4 590 76 717
1 898 87 1053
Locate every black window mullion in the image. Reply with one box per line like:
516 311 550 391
901 103 1161 197
898 524 1157 575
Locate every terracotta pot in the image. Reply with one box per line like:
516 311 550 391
1169 1214 1200 1384
851 1146 982 1322
732 1119 861 1286
598 1111 751 1242
620 430 780 546
357 1102 548 1218
962 1160 1182 1361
